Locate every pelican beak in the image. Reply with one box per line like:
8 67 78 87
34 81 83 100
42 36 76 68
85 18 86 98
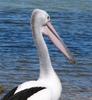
42 21 75 64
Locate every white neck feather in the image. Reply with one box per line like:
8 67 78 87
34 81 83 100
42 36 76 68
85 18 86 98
32 24 54 79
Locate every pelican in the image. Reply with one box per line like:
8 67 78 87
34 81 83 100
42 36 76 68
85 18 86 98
2 9 75 100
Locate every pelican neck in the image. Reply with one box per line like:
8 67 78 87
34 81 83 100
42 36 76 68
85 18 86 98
32 24 54 78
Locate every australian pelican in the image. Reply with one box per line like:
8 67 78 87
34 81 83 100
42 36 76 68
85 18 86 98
2 9 75 100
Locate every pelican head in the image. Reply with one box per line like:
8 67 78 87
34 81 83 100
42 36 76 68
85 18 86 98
31 9 50 27
31 9 75 64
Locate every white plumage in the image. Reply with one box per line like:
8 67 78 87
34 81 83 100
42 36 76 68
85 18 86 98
3 9 75 100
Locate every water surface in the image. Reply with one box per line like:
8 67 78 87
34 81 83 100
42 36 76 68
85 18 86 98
0 0 92 100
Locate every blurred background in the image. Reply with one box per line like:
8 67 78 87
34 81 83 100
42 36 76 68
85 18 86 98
0 0 92 100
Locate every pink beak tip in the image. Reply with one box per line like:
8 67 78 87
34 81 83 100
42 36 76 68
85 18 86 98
69 58 76 64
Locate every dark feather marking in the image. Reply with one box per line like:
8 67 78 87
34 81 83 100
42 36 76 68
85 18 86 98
2 87 46 100
2 87 18 100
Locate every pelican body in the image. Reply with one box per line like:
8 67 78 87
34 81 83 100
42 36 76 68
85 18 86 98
2 9 75 100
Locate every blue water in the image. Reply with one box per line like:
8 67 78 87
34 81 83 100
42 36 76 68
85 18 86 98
0 0 92 100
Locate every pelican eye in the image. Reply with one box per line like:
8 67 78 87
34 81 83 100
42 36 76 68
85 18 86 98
47 16 50 20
